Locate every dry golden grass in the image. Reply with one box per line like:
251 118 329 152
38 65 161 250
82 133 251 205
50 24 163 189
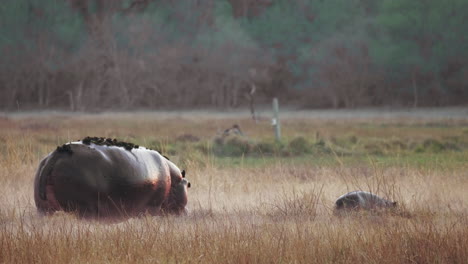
0 111 467 263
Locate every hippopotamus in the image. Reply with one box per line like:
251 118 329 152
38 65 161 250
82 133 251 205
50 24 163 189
335 191 397 211
33 137 190 218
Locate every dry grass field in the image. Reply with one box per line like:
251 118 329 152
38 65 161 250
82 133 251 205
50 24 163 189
0 109 467 263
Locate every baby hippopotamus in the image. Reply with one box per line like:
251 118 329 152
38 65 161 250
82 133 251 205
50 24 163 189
335 191 397 211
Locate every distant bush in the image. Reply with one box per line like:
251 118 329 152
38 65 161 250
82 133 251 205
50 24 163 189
212 135 253 156
423 139 446 153
288 137 311 155
311 139 332 154
254 141 282 156
414 139 460 153
173 134 466 158
348 135 358 144
207 136 324 157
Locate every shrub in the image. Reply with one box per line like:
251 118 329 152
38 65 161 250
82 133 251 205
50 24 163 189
253 141 281 156
422 139 446 152
288 136 312 155
212 135 253 157
414 138 461 153
311 139 332 154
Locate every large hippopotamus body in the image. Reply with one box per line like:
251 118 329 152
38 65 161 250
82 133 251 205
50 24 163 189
335 191 396 211
34 137 190 218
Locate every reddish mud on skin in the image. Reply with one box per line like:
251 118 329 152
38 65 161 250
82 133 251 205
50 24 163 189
33 138 190 219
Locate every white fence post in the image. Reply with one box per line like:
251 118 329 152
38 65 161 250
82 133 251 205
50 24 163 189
272 97 281 142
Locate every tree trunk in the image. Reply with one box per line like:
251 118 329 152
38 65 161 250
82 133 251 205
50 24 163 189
412 71 418 108
331 95 339 109
248 84 257 121
68 91 75 111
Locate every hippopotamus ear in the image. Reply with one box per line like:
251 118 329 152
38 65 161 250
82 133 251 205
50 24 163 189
181 170 186 178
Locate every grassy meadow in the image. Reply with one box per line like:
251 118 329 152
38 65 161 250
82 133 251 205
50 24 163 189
0 110 467 263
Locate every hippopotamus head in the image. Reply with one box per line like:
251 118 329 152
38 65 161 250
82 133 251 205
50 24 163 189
162 169 191 215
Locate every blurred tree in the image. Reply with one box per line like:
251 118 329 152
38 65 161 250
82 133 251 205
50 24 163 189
227 0 272 18
295 0 376 107
1 0 467 110
0 0 85 109
1 0 84 57
373 0 468 107
239 0 315 99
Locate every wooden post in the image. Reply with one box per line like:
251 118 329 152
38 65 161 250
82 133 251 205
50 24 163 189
272 97 281 142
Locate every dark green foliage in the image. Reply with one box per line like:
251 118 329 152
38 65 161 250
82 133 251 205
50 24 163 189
1 0 467 109
288 137 312 155
0 0 85 56
213 135 253 157
348 136 358 145
422 139 447 153
414 139 460 153
208 136 332 157
372 0 468 105
311 139 332 154
254 141 282 155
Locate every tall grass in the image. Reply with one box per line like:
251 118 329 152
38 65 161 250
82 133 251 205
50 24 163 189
0 112 467 263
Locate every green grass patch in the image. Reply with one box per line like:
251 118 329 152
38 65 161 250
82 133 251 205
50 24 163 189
127 132 468 170
211 151 468 170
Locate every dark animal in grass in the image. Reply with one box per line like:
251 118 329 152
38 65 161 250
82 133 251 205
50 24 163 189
335 191 397 212
222 124 243 137
34 137 190 219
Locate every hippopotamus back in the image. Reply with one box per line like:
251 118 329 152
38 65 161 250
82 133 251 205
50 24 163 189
335 191 397 211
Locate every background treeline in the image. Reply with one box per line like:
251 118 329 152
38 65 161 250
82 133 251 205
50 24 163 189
1 0 467 111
